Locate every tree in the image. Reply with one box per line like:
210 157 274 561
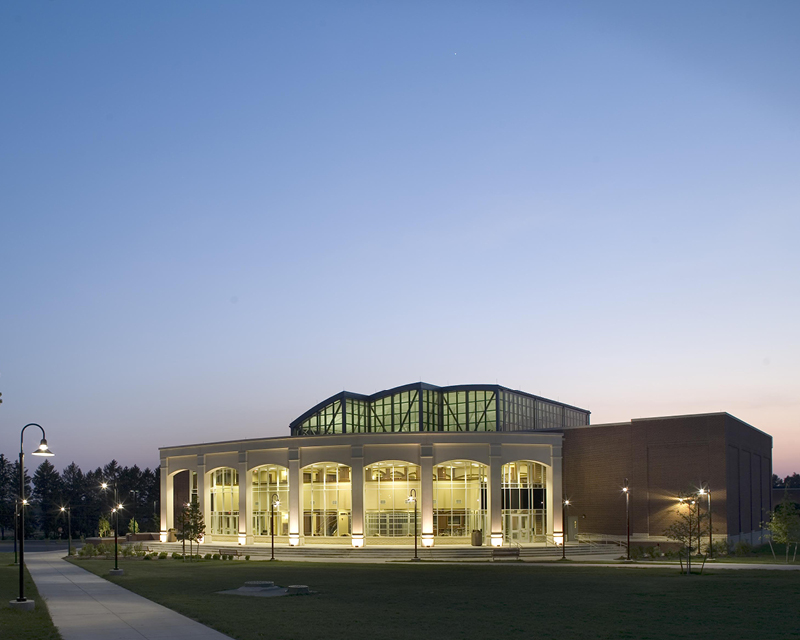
0 454 13 539
9 461 34 538
664 492 707 575
128 517 139 534
98 515 112 538
784 473 800 489
764 494 800 564
176 501 205 560
773 474 785 488
32 460 63 538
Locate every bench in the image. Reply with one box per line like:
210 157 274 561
491 546 520 560
218 548 243 558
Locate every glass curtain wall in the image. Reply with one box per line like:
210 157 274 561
210 468 239 536
251 465 289 536
433 461 487 538
442 391 497 431
364 461 421 537
501 461 547 543
303 463 352 537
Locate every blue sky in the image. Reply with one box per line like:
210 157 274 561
1 1 798 476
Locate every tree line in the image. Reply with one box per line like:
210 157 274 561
0 455 159 540
773 473 800 488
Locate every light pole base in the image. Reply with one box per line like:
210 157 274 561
109 568 124 576
9 599 35 611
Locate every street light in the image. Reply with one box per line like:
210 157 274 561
12 423 54 611
270 494 280 561
698 485 712 558
562 499 571 560
622 479 631 561
101 482 124 575
406 489 419 561
59 507 72 557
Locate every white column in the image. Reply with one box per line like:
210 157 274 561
288 448 301 546
550 445 563 545
350 446 364 547
489 446 503 547
237 452 249 545
196 455 209 544
420 445 434 547
160 458 171 542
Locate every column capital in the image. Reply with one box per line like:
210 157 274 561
351 445 363 459
238 451 247 464
490 443 502 458
196 454 205 467
420 444 433 458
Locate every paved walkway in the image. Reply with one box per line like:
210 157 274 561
25 551 234 640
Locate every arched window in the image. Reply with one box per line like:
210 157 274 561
251 465 289 536
364 461 421 537
209 468 239 536
433 461 487 538
302 463 351 537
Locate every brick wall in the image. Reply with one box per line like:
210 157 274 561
563 413 771 540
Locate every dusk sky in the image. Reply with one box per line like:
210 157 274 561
1 1 798 477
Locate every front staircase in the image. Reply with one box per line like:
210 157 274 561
136 541 620 562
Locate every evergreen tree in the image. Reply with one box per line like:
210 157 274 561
0 454 13 539
32 460 63 538
9 461 34 538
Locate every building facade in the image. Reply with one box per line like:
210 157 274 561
159 382 772 547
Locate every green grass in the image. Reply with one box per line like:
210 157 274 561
71 557 800 640
0 553 61 640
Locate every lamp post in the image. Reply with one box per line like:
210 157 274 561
407 489 419 561
102 482 124 574
13 500 21 565
562 499 571 560
270 494 280 561
622 479 631 561
12 423 54 610
60 507 72 557
698 486 712 558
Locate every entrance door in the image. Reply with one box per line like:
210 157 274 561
507 514 531 543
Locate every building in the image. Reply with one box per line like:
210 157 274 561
159 382 772 548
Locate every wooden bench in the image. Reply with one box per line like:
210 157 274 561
218 548 243 558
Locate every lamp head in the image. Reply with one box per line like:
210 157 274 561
564 499 571 506
32 438 54 457
273 499 281 507
60 507 65 512
101 482 108 490
118 503 123 510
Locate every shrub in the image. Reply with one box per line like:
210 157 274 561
204 553 212 560
707 540 729 556
629 546 644 560
212 553 220 560
194 554 202 560
245 555 250 561
172 552 182 560
143 553 153 560
121 545 134 557
734 541 753 556
159 551 168 559
78 543 98 557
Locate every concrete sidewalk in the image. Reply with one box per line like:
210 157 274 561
24 551 234 640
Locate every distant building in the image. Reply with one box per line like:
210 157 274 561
159 382 772 548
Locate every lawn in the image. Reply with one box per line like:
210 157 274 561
0 553 61 640
71 557 800 640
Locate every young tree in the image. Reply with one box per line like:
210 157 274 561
664 492 707 575
765 495 800 564
128 517 139 534
176 501 205 560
